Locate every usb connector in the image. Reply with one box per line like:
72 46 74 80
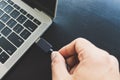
36 38 53 53
36 38 70 70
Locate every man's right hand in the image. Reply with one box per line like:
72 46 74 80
51 38 120 80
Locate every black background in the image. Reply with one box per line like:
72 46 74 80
2 0 120 80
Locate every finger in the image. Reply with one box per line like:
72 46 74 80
69 64 78 74
109 55 119 70
51 51 71 80
59 39 77 58
59 38 97 60
66 55 79 69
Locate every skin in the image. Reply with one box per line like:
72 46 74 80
51 38 120 80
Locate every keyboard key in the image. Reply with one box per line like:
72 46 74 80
1 14 10 23
0 1 7 9
7 19 17 28
0 52 9 64
7 0 14 5
13 24 24 34
24 20 37 32
10 10 20 19
0 21 5 30
1 27 11 36
20 9 27 15
27 14 34 20
0 48 2 53
0 37 17 55
33 19 41 25
17 15 27 24
0 9 4 16
4 5 14 13
8 32 24 47
13 4 20 10
20 29 31 39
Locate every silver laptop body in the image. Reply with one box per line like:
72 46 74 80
0 0 58 79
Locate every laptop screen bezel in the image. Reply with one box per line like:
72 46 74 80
22 0 57 19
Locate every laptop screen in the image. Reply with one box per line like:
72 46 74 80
22 0 57 18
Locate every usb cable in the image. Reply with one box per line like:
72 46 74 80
35 38 69 70
35 38 53 53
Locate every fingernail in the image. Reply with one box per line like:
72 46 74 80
51 52 57 60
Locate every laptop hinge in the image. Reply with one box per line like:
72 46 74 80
34 8 53 20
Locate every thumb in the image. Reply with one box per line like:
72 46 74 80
51 51 71 80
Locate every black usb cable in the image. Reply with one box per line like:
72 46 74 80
36 38 69 70
36 38 53 54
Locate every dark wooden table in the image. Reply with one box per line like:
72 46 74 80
3 0 120 80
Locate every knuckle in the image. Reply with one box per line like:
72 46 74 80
75 38 95 48
75 38 91 48
109 55 119 65
102 50 109 55
75 38 88 43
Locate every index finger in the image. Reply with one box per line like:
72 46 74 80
59 38 97 60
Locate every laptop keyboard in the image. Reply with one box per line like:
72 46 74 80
0 0 41 64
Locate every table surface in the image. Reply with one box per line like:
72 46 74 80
3 0 120 80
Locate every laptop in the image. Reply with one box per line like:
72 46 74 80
0 0 57 79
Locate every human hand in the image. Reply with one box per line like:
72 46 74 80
51 38 120 80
